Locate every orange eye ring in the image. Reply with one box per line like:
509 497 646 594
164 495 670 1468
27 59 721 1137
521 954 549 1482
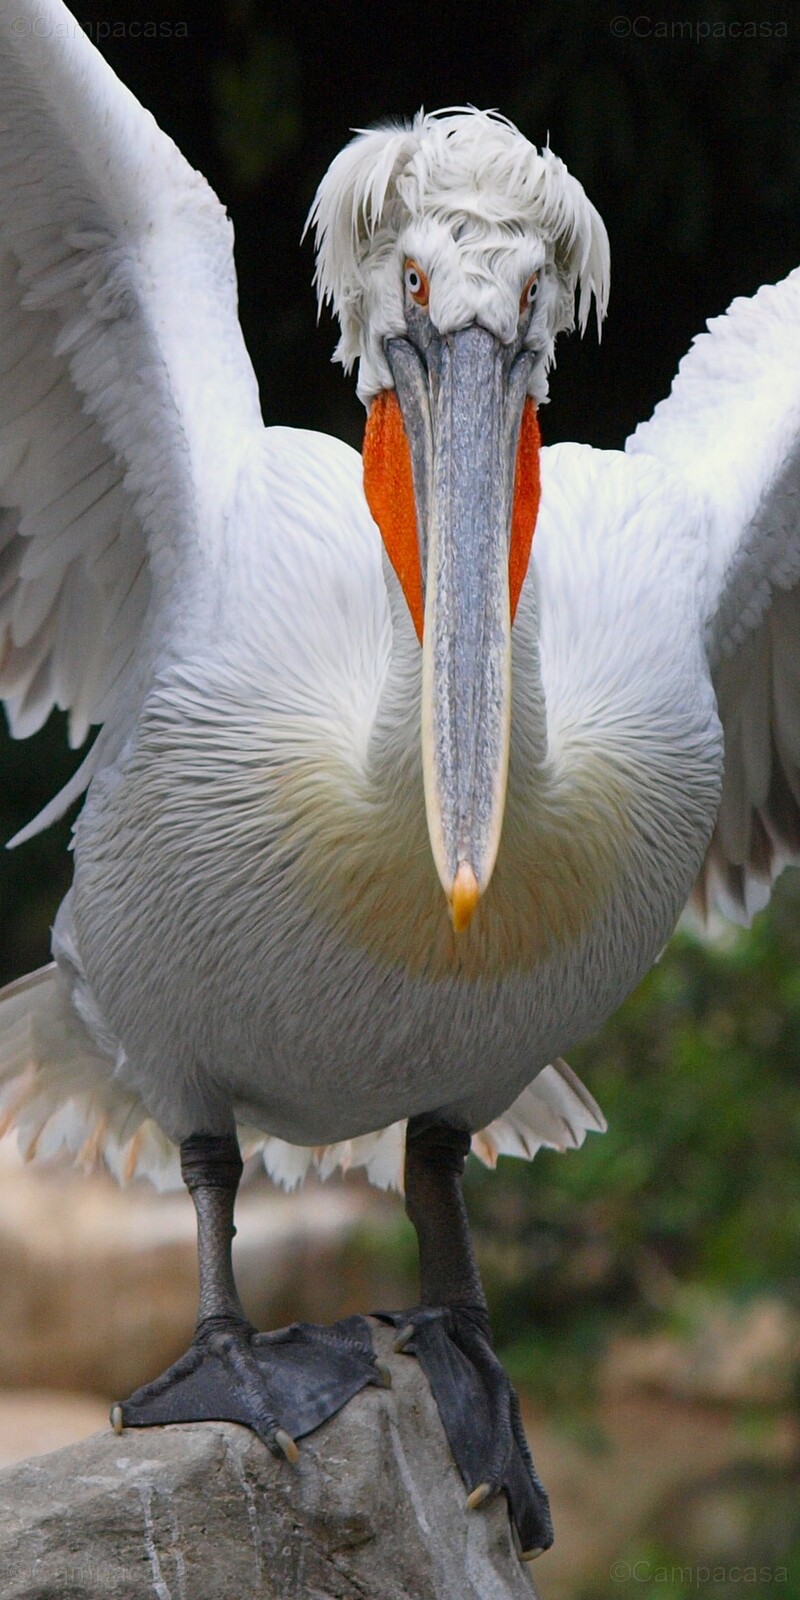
519 272 538 315
404 259 430 308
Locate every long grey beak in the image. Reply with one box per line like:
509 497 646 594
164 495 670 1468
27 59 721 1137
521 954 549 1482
387 325 532 929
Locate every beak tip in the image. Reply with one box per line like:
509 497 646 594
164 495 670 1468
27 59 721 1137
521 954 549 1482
449 862 481 933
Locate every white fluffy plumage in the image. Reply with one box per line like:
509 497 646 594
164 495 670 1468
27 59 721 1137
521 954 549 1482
0 0 798 1195
628 267 800 923
308 108 610 403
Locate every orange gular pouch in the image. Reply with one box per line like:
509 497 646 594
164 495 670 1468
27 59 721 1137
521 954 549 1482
363 389 542 639
363 390 425 642
509 397 541 622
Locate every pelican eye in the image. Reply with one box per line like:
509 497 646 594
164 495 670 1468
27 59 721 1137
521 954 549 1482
404 260 430 308
520 273 539 314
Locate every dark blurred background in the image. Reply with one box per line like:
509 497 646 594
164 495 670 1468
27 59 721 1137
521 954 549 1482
1 2 799 1596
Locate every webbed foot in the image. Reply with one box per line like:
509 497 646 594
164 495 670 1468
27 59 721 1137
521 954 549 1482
112 1312 388 1453
376 1305 552 1559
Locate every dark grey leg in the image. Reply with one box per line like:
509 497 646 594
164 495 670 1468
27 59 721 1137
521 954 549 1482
384 1115 553 1560
181 1133 250 1332
404 1119 487 1314
111 1131 387 1452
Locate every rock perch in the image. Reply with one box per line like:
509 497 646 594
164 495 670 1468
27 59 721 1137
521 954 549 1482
0 1324 539 1599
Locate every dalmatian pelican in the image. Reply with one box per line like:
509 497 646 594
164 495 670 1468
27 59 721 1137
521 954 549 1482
1 0 799 1560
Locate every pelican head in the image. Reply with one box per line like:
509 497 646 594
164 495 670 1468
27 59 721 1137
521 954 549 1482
309 109 609 929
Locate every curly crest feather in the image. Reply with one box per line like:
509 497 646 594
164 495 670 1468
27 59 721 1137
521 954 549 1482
307 108 610 403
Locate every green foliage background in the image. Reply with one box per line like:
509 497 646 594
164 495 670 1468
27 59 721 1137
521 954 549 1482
1 1 799 1587
471 878 800 1373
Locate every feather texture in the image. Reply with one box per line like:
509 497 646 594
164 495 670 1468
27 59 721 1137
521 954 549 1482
628 268 800 923
0 0 263 831
307 108 609 404
0 965 604 1192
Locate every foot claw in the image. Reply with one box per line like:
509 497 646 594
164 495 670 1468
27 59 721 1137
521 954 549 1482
110 1403 124 1436
375 1305 553 1555
375 1359 393 1388
466 1481 493 1510
273 1427 299 1465
393 1322 416 1353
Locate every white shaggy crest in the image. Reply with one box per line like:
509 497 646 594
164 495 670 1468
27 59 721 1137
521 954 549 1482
308 107 610 401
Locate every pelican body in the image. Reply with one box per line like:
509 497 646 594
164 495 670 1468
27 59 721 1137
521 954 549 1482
2 0 799 1558
71 434 714 1152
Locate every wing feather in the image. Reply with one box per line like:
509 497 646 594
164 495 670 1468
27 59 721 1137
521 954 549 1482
628 268 800 922
0 0 263 824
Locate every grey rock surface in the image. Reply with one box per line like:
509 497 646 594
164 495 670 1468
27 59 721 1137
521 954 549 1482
0 1323 538 1600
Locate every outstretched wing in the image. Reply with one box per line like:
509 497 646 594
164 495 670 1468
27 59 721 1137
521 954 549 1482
627 266 800 924
0 0 263 839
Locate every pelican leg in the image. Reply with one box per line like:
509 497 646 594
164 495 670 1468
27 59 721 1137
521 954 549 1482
111 1133 385 1451
378 1116 553 1559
